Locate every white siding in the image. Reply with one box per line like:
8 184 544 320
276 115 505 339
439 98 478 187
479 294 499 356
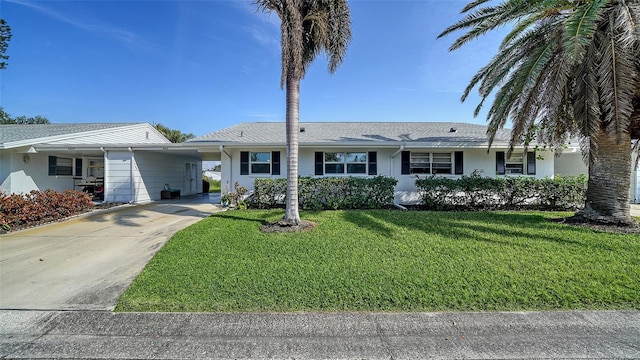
46 124 169 145
105 151 133 203
131 151 201 203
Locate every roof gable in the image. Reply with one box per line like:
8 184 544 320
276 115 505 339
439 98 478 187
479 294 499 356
0 123 170 149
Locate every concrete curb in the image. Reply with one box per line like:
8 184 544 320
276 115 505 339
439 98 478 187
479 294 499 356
1 309 639 359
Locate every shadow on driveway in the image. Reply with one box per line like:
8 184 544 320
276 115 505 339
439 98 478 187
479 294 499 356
0 193 223 311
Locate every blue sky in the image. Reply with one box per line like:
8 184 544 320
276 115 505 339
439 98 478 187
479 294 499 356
1 0 508 137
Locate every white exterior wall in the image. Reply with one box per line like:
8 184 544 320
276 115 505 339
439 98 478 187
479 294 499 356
131 151 202 203
0 148 80 195
220 147 287 194
554 151 588 176
104 151 133 203
632 152 639 204
104 150 202 203
392 148 555 204
221 146 556 205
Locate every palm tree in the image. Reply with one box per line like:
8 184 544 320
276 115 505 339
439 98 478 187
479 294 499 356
439 0 640 226
254 0 351 225
154 123 195 143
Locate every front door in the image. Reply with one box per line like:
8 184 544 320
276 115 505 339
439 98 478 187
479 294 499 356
185 163 197 194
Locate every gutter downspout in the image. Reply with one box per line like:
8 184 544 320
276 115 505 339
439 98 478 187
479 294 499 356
220 145 232 194
101 147 107 202
391 145 405 159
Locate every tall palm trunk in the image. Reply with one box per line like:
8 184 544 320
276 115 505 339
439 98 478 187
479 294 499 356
284 62 301 225
577 129 636 226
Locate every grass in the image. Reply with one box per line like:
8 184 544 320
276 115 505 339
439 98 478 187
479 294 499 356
116 210 640 312
203 178 221 192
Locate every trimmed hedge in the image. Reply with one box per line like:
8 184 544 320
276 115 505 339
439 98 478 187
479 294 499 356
415 174 587 211
251 176 398 210
1 189 94 232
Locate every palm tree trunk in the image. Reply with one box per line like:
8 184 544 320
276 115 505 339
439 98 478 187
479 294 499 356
575 129 637 226
284 62 301 225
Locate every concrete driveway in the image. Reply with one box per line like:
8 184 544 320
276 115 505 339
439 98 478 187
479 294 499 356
0 194 222 311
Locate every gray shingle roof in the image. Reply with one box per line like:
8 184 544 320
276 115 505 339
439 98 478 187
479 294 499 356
0 123 139 145
189 122 513 146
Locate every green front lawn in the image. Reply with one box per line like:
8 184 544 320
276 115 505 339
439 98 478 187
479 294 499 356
116 210 640 312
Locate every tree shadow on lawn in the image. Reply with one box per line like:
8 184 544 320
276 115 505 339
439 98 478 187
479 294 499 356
212 210 283 226
342 210 615 251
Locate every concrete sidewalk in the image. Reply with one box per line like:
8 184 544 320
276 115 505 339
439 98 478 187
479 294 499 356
1 310 639 359
0 194 222 311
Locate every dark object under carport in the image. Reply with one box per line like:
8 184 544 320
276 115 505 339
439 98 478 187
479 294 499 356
161 189 180 199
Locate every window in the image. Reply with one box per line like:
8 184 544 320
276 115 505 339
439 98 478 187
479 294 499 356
402 152 453 175
432 153 453 174
496 151 536 175
324 152 345 174
48 156 73 176
240 151 280 176
410 152 430 174
323 152 366 174
315 151 374 175
250 152 271 174
87 159 104 178
505 153 524 174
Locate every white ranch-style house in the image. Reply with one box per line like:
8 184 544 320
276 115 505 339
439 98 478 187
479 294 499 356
189 122 640 205
3 121 638 205
0 123 204 203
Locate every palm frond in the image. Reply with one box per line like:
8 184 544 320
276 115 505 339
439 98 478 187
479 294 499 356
461 0 492 14
563 0 608 63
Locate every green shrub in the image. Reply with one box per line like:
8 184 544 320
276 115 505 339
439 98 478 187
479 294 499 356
415 173 587 211
0 189 93 232
202 176 221 192
251 176 398 210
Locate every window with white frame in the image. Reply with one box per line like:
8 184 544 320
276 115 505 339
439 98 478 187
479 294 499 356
324 152 367 174
403 151 462 175
48 156 73 176
410 152 431 174
432 153 453 174
505 153 524 174
250 152 271 174
402 151 462 175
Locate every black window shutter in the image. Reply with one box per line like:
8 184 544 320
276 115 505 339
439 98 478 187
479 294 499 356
271 151 280 175
48 156 57 176
368 151 377 175
454 151 464 175
75 158 83 177
240 151 249 175
527 151 536 175
314 152 324 175
401 151 410 175
496 152 505 175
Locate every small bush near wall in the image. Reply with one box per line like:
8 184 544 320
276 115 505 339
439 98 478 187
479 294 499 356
415 174 587 211
0 189 93 232
251 176 398 210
